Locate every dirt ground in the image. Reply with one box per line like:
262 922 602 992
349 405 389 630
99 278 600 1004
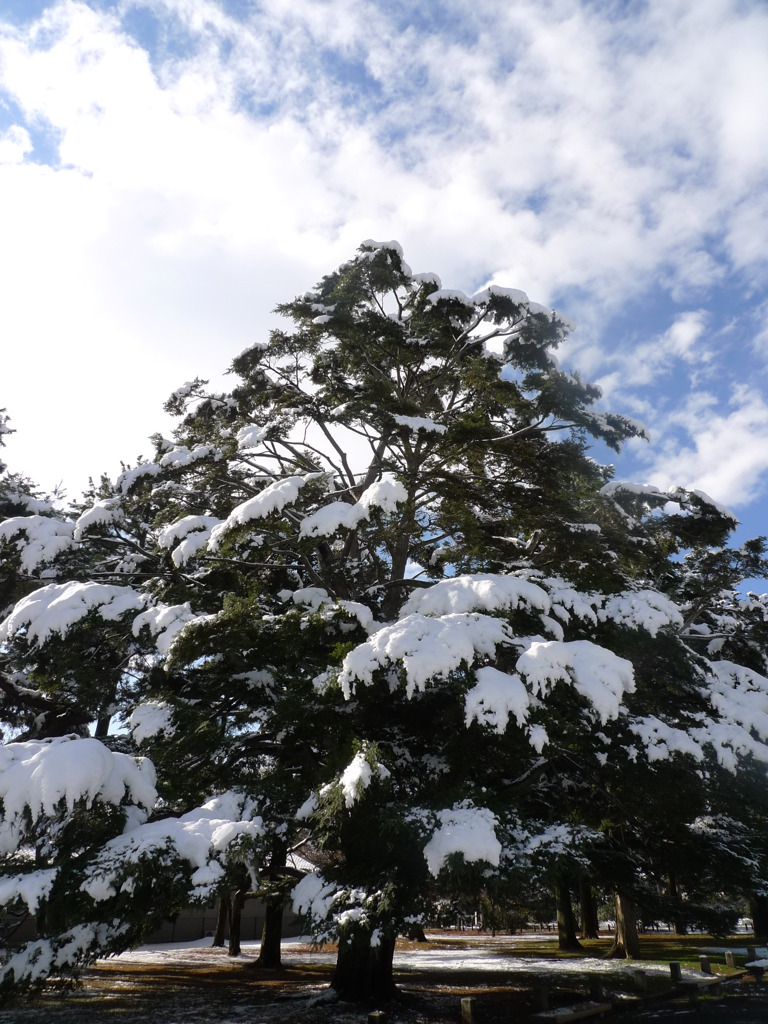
0 954 536 1024
1 935 768 1024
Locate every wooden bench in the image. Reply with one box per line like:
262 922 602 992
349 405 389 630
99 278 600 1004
669 960 721 991
677 975 720 990
745 958 768 981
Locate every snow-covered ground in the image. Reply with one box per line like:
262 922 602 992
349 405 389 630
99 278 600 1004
116 931 766 980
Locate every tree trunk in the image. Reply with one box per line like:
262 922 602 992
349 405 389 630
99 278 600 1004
94 714 111 738
228 889 247 957
212 893 231 947
750 894 768 941
254 839 288 968
556 879 583 952
608 891 640 959
668 871 687 935
331 932 397 1002
254 895 283 968
579 879 600 939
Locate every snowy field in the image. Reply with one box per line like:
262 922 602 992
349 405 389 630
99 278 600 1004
115 932 756 979
4 933 765 1024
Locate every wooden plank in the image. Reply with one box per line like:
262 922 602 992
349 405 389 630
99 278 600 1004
529 1000 613 1023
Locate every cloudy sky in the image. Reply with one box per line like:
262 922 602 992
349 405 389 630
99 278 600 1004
1 0 767 548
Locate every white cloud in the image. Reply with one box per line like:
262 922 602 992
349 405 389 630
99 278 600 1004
0 124 31 164
594 311 710 399
664 312 708 361
641 386 768 508
0 0 766 514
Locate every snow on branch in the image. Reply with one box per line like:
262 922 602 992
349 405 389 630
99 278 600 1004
0 580 215 659
158 444 216 469
358 473 407 513
423 804 501 877
72 499 123 542
472 285 530 306
598 590 684 635
516 821 599 866
236 424 268 448
0 515 74 572
401 572 682 638
298 472 406 539
339 749 391 808
284 586 375 632
402 573 550 618
116 463 162 494
693 489 739 521
292 873 390 945
629 660 768 771
545 579 600 625
708 661 768 738
600 481 663 500
0 581 146 646
691 722 768 772
208 474 316 549
337 612 512 699
299 501 363 538
464 666 530 733
156 515 223 567
629 715 705 764
426 288 476 308
698 660 768 769
132 602 212 656
392 414 447 435
80 792 264 904
464 639 636 740
292 872 339 927
1 921 129 991
360 238 404 257
128 701 174 743
516 639 635 723
602 480 738 522
0 868 57 914
0 737 157 856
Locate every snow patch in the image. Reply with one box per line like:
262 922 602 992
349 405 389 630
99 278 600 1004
423 805 501 876
0 582 146 645
0 737 157 856
465 666 531 733
339 751 390 807
392 414 447 435
73 500 123 542
0 516 74 572
402 573 550 618
132 602 208 655
129 702 174 743
81 792 263 904
338 613 512 699
116 463 162 493
209 476 314 549
516 640 635 722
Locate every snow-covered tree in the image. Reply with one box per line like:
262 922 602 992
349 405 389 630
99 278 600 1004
590 483 768 948
0 447 268 992
3 243 768 1002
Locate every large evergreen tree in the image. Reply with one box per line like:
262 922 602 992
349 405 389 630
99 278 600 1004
2 244 768 1001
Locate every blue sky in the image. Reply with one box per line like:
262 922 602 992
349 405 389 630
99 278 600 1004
1 0 767 559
